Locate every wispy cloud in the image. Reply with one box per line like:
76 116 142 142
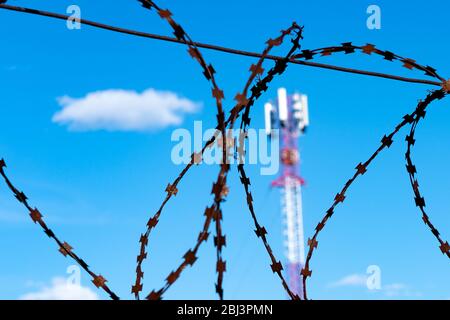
52 88 201 131
20 277 99 300
383 283 422 298
329 273 422 298
329 273 368 288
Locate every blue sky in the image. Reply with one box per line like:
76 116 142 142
0 0 449 300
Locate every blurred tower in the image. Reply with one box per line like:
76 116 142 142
265 88 309 298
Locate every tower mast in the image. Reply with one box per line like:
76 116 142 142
265 88 309 298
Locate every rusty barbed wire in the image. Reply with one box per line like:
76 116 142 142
301 88 448 300
0 3 443 87
0 0 448 301
208 23 304 300
145 22 303 300
237 164 300 300
203 24 304 301
230 26 307 300
405 93 450 259
235 41 449 299
204 24 303 300
0 159 120 300
289 42 448 300
291 43 446 82
133 0 228 300
134 0 299 301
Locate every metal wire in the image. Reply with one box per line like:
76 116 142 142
0 0 448 301
0 3 442 87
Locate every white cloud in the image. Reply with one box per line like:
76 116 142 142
329 273 368 288
383 283 407 296
383 283 421 298
20 277 99 300
329 274 422 298
52 88 201 131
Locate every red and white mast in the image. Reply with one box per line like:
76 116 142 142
265 88 309 298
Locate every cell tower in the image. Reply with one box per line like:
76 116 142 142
265 88 309 298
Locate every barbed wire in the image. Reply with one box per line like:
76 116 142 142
300 88 448 300
232 39 449 299
231 26 307 300
405 97 450 259
0 3 443 87
131 0 304 301
203 23 304 300
143 20 303 300
132 0 229 300
0 0 448 301
291 44 446 82
247 37 449 299
0 160 120 300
